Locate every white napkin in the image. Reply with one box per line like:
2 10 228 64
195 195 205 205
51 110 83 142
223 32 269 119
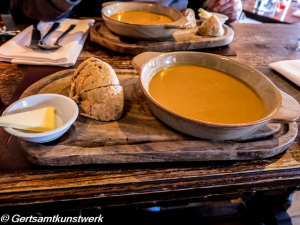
0 18 94 67
292 9 300 18
269 60 300 86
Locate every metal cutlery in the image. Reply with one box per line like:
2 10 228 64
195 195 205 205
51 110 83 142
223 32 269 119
0 30 20 36
25 25 41 50
38 24 76 50
26 22 60 50
38 22 60 46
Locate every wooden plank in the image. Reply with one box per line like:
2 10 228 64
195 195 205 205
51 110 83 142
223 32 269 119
19 70 298 166
90 21 234 54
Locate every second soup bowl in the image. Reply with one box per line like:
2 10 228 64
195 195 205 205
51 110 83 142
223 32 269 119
101 2 190 40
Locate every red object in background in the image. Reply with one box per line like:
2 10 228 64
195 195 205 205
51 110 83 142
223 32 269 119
277 0 287 10
0 15 5 30
277 3 286 10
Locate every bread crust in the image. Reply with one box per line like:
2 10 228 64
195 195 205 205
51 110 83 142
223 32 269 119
182 8 196 29
197 15 224 37
69 57 124 121
69 57 119 102
80 86 124 121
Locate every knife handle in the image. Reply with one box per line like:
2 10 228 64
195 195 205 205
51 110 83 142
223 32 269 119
54 24 76 45
43 22 60 39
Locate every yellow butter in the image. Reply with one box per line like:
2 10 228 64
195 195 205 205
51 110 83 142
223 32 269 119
0 107 55 132
199 8 212 18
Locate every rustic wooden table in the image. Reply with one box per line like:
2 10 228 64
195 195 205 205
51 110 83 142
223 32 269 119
0 20 300 224
242 0 300 24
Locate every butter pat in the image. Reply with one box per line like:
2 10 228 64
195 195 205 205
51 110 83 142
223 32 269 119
198 8 212 18
0 107 55 132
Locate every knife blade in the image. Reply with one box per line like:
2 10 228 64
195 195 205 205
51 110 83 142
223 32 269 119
30 26 41 46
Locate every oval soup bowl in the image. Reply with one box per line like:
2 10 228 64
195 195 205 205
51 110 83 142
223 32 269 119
101 2 189 40
132 52 300 140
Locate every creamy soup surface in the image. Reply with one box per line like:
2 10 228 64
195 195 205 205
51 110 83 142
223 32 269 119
149 65 265 124
110 11 174 24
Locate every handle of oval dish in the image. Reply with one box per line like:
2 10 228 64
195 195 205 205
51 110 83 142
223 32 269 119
270 90 300 123
131 52 161 73
164 16 190 29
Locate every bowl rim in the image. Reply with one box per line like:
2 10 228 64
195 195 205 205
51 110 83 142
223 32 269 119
2 93 79 138
137 52 281 128
101 2 185 27
199 12 229 21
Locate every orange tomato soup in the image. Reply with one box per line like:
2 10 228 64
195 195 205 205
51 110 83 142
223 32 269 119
149 65 265 124
110 11 174 24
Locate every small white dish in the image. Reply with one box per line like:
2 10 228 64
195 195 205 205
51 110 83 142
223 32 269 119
2 94 79 143
199 12 228 24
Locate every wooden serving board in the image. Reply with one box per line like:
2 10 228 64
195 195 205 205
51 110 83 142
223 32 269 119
90 21 234 54
19 70 298 166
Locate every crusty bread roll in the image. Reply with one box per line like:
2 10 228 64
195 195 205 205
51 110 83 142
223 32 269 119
197 15 224 37
182 8 196 29
69 57 124 121
80 86 124 121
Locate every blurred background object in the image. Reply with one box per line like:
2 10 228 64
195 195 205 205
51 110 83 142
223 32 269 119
0 0 10 14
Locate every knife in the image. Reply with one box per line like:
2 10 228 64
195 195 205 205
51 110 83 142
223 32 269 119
30 25 41 46
24 25 41 49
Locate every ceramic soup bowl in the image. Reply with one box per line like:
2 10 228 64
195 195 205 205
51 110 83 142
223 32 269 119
101 2 189 40
132 52 300 140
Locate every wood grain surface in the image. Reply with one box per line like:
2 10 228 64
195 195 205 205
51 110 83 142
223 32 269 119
2 24 299 105
0 22 300 210
18 70 298 165
90 21 234 54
